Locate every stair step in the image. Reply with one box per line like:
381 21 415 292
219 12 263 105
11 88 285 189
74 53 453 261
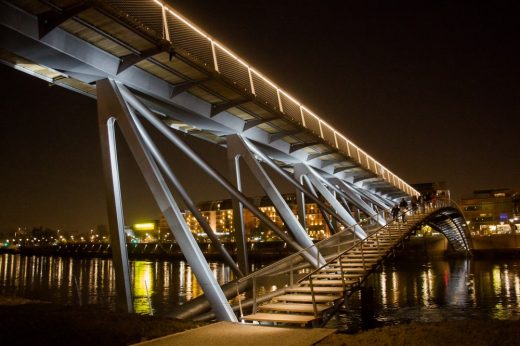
338 260 379 265
311 273 362 279
242 313 318 324
345 253 381 257
301 279 353 286
273 294 341 303
258 303 331 313
286 286 345 293
320 266 371 272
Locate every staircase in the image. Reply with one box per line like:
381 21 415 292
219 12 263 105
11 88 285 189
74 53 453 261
241 214 424 326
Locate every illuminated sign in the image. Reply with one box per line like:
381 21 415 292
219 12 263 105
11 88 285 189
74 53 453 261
133 223 156 231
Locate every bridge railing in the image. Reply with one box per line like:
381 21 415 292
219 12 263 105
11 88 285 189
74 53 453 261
104 0 419 197
233 209 391 315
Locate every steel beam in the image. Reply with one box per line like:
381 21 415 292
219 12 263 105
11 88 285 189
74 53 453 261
294 164 366 239
211 99 250 117
116 83 318 265
290 141 321 153
268 130 302 143
244 138 364 233
306 149 338 161
101 79 237 321
227 151 249 275
97 89 133 314
226 135 320 261
169 78 212 98
243 116 279 131
328 177 386 226
126 107 243 277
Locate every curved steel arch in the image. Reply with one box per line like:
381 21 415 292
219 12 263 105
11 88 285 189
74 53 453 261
420 206 471 253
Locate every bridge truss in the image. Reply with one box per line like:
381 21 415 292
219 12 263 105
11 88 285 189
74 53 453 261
0 0 470 322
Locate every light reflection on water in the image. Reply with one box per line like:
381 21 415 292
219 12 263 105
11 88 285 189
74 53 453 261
332 258 520 331
0 254 239 315
1 254 520 323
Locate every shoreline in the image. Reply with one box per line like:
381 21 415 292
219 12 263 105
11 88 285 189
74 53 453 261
1 296 519 345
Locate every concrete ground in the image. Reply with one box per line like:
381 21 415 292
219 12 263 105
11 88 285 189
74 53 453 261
133 321 336 346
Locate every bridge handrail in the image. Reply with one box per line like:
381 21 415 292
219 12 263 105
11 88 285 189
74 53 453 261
102 0 419 197
236 208 390 285
233 200 464 316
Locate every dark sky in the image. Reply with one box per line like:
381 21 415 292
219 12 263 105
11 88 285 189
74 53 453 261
0 1 519 233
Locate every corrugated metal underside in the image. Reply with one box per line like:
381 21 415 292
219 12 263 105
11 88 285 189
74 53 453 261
0 0 411 198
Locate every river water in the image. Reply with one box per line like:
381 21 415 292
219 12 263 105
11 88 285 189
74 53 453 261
0 253 519 330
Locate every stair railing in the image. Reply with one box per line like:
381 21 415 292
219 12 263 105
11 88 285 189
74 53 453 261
234 208 392 315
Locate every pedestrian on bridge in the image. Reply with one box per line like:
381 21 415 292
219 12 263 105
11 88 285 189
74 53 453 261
399 198 408 222
392 204 400 222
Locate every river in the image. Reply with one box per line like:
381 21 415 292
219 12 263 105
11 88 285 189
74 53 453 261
0 253 519 330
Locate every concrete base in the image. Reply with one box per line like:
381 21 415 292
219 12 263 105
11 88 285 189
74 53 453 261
132 321 336 346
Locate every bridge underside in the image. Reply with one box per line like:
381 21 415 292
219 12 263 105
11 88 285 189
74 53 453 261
0 0 470 323
422 207 472 252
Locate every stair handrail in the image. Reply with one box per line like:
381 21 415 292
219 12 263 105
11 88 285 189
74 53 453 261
304 206 431 315
237 208 391 285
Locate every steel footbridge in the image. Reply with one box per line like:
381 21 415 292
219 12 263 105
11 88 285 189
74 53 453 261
0 0 471 324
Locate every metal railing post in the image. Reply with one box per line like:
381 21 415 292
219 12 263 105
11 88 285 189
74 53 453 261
337 258 346 290
309 276 318 317
252 277 257 314
361 242 365 270
376 232 381 257
290 259 294 286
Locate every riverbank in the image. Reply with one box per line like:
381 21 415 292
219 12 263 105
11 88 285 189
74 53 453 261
1 296 519 345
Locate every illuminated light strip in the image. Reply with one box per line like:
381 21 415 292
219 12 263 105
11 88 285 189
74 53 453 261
318 121 324 138
276 89 283 112
333 132 338 148
210 41 219 72
160 2 170 42
248 68 255 94
150 1 420 196
213 41 249 69
299 106 306 127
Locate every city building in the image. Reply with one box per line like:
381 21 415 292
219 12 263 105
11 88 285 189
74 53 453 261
157 194 333 242
460 189 520 235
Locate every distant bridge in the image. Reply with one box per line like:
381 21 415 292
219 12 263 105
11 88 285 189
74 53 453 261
0 0 470 323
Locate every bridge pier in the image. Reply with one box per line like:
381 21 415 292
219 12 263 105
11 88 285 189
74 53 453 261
360 286 376 330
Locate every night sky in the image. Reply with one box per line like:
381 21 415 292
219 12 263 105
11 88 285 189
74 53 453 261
0 1 518 233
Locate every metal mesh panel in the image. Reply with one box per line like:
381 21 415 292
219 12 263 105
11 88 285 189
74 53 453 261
337 137 351 158
349 142 360 164
214 45 251 93
279 92 302 124
106 0 163 36
301 109 321 137
321 123 336 148
251 71 279 110
166 12 214 69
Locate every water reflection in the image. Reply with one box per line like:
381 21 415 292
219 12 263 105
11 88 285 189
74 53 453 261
333 258 520 331
0 254 239 315
1 254 520 323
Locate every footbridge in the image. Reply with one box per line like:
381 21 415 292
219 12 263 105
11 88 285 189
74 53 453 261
0 0 471 323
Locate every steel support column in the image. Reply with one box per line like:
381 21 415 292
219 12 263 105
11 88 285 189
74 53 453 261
328 177 386 226
243 138 361 233
97 97 133 314
295 175 307 229
226 135 318 259
227 151 249 275
116 83 318 265
99 79 237 321
294 164 366 239
127 108 242 277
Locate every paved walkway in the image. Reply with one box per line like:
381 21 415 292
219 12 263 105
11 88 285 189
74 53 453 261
133 321 336 346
